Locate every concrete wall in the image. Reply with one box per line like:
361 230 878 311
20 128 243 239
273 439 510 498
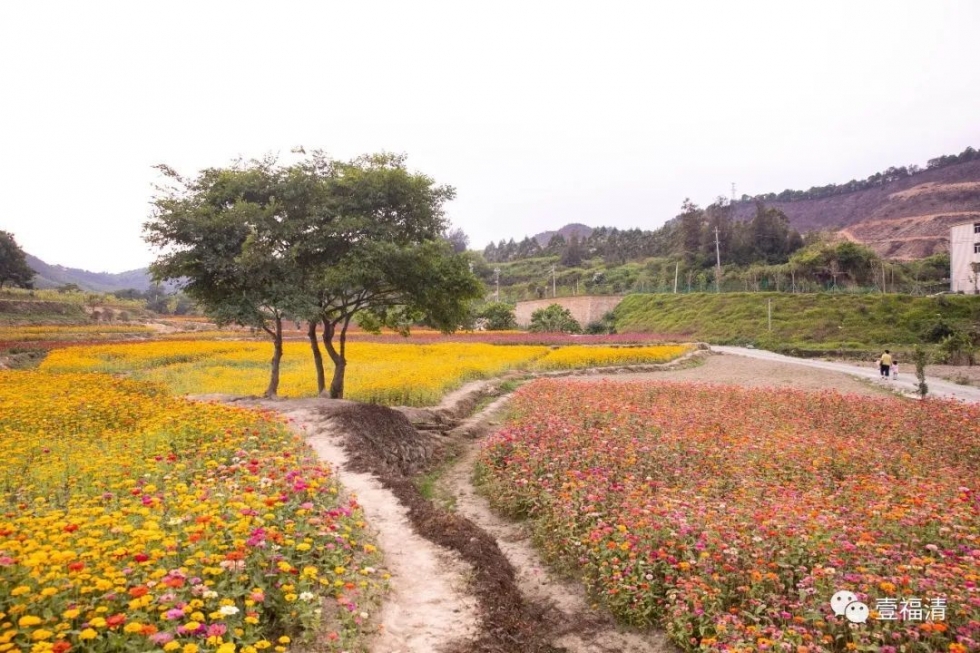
950 222 980 294
514 295 626 328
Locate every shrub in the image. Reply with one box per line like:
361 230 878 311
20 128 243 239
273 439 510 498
528 304 582 333
478 301 517 330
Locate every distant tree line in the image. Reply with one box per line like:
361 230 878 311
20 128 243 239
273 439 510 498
746 145 980 203
483 200 805 270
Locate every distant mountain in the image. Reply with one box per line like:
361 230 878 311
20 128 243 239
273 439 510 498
532 223 594 247
27 254 154 293
731 157 980 260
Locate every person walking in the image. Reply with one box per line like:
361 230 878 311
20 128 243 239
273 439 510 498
879 349 893 379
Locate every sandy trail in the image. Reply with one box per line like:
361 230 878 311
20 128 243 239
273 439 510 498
237 400 479 653
440 396 676 653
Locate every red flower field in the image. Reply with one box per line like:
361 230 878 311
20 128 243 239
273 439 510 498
479 380 980 652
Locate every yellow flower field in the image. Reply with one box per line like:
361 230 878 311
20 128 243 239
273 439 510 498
40 340 693 405
532 344 691 370
0 324 155 342
0 371 383 653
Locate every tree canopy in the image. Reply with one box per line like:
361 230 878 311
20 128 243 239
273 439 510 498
0 230 35 289
144 151 483 398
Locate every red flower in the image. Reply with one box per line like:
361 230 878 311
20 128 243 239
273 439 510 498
106 614 126 629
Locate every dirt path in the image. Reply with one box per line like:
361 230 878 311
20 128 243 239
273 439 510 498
713 346 980 402
232 399 480 653
589 349 890 397
440 395 675 653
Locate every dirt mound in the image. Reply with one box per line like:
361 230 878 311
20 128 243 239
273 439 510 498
320 400 566 653
324 403 437 477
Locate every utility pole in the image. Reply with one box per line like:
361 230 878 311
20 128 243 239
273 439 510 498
551 265 556 298
494 267 500 302
673 262 679 294
768 298 772 332
714 227 722 293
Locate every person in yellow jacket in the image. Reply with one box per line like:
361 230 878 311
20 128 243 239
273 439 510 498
879 349 893 378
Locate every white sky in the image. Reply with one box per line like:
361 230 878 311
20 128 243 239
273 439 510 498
1 1 979 273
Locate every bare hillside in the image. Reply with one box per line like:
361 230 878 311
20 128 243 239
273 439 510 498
732 159 980 259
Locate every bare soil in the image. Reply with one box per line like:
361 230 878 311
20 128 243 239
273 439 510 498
920 363 980 387
591 351 890 397
225 350 904 653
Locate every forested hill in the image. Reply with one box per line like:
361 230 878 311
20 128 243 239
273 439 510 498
731 148 980 260
26 254 154 293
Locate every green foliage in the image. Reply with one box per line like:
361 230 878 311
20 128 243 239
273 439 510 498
477 302 517 330
913 345 929 397
585 311 617 335
614 292 980 349
145 151 483 399
936 330 977 365
0 231 35 290
529 303 582 333
923 315 957 343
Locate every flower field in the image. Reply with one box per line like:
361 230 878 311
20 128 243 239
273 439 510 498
478 380 980 652
0 371 383 652
531 344 691 370
342 330 674 346
0 325 156 342
40 341 692 405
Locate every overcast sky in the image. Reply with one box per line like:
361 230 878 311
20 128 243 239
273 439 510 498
1 1 979 273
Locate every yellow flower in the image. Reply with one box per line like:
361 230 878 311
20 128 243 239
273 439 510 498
182 644 200 653
18 616 42 627
78 629 97 640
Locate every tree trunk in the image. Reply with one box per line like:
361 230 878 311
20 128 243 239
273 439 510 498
322 319 344 399
322 314 354 399
263 316 283 399
308 321 326 395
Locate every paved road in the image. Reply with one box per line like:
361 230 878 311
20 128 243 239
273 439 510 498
713 346 980 404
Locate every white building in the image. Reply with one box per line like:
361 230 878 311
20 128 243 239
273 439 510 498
950 221 980 293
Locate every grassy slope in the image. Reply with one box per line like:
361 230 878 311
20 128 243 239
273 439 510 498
615 292 980 350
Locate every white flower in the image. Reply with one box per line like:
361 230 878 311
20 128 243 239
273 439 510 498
203 590 218 599
219 605 240 616
299 592 315 601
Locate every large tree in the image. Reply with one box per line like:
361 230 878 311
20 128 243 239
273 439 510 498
145 151 482 399
0 231 35 289
289 153 483 398
144 159 298 398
